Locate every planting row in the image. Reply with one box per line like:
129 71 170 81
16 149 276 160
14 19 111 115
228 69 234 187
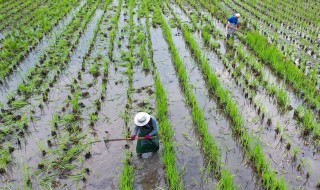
0 0 79 81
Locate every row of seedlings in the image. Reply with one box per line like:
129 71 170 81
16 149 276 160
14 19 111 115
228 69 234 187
119 0 135 189
135 1 149 71
155 1 236 189
108 0 123 61
166 1 288 189
0 0 79 80
0 0 101 175
144 0 184 188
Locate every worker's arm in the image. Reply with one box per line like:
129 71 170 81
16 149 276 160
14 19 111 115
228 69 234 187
226 21 230 28
235 24 238 30
148 117 158 136
133 125 139 135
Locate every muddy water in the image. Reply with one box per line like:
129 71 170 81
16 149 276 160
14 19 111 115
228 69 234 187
0 8 105 189
81 62 129 190
151 24 217 189
81 1 131 189
0 0 87 105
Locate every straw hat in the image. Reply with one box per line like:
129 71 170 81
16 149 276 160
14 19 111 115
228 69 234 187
134 112 151 126
235 13 240 18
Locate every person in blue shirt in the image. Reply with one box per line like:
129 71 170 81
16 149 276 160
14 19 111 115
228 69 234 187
130 112 159 157
226 13 240 39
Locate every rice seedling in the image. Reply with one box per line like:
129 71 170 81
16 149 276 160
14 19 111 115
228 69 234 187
119 151 134 190
292 146 300 160
0 148 11 174
89 62 100 77
9 99 29 109
108 0 123 61
89 112 99 126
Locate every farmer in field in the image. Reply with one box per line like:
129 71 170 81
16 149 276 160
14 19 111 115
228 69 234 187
226 13 240 39
130 112 159 157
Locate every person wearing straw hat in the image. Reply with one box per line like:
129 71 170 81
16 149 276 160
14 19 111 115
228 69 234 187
130 112 159 157
226 13 240 39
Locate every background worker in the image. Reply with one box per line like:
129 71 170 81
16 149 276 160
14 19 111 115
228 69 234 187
226 13 241 39
130 112 159 157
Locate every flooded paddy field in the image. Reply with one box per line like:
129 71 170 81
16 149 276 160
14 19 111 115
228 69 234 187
0 0 319 189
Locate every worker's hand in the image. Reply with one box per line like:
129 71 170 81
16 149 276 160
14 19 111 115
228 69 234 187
235 27 238 31
130 134 136 140
144 135 151 140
